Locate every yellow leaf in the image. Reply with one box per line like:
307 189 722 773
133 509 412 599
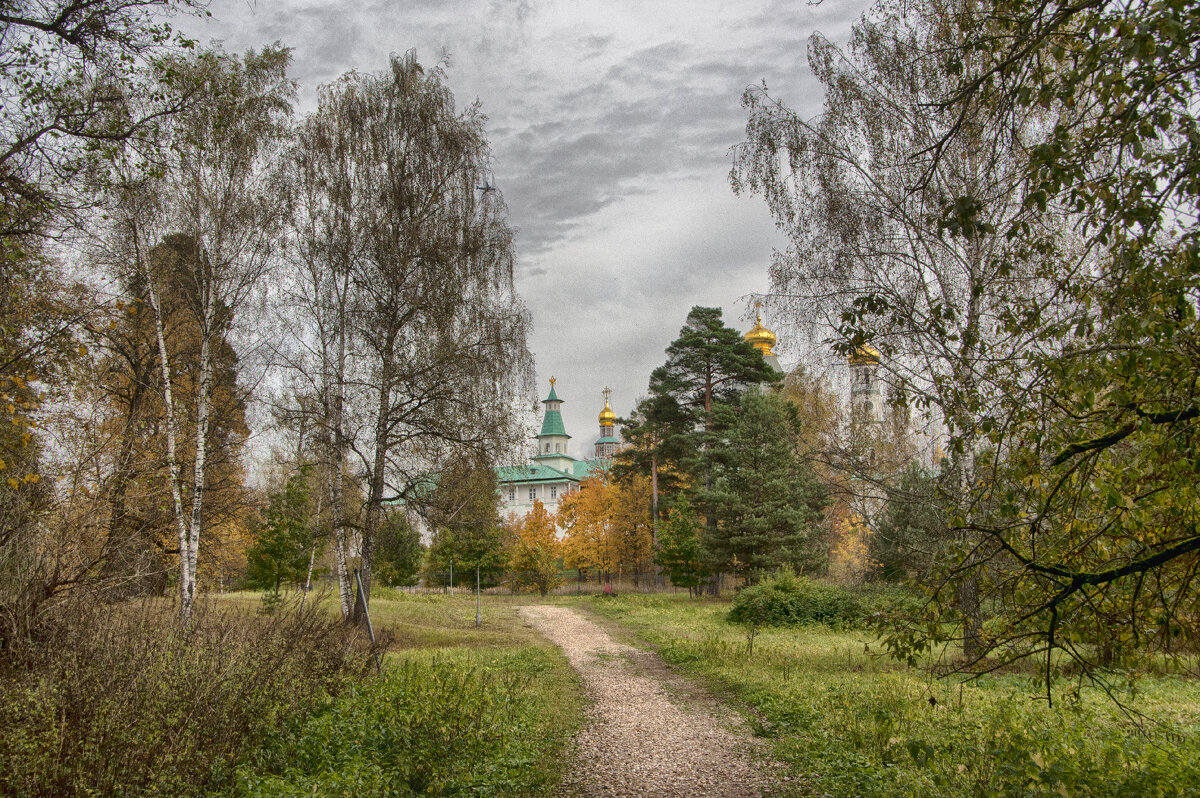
7 478 18 490
78 345 88 357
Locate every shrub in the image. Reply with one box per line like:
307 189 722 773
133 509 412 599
234 649 566 797
0 597 370 797
729 569 866 629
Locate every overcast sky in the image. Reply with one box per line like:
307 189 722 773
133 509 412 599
180 0 870 459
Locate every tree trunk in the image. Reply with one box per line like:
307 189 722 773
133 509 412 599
650 453 659 545
957 567 982 659
356 350 393 624
185 293 215 622
144 262 194 622
321 277 354 618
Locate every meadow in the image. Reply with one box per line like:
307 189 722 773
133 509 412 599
225 589 584 798
6 586 1197 797
0 590 583 798
568 592 1200 798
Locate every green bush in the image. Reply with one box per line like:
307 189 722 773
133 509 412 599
0 598 370 798
233 649 568 797
729 569 865 629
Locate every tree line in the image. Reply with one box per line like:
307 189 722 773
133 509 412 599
0 1 532 634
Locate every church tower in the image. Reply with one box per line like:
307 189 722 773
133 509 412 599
849 345 883 424
594 387 620 459
744 302 782 374
533 377 574 472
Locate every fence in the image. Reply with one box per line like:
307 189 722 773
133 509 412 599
389 569 708 596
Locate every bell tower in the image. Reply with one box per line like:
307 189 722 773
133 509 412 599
594 386 620 459
533 377 574 471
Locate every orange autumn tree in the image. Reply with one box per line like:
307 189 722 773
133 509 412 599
560 474 655 585
611 473 655 583
508 500 562 595
559 476 620 582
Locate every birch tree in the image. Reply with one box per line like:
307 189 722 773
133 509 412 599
885 0 1200 692
281 73 361 616
285 54 534 618
0 0 202 240
731 0 1067 656
107 46 292 620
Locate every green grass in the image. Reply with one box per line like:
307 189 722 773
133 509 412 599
214 589 584 797
566 593 1200 798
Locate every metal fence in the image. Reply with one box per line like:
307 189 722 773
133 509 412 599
390 569 694 596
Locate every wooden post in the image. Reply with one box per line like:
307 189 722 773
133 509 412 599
354 568 382 675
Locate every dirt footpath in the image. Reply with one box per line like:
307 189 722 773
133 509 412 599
518 605 783 797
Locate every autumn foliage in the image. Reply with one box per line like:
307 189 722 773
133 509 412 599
507 500 562 595
558 475 654 583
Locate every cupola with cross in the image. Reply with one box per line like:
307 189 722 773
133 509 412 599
594 387 620 459
744 301 782 374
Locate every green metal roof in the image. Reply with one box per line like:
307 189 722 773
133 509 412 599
539 409 569 437
496 464 580 485
542 384 561 403
571 459 612 478
532 451 577 463
594 435 620 444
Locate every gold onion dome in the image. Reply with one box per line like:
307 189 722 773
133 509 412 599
848 344 881 366
598 387 617 425
744 307 777 357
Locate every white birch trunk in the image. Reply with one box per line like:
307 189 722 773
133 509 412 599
142 251 194 621
185 288 216 621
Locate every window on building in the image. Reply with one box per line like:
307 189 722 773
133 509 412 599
550 485 557 498
555 443 561 453
508 487 515 501
544 443 550 452
528 486 537 501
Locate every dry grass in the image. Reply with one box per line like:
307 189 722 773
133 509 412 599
0 596 370 798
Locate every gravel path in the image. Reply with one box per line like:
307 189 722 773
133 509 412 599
519 605 783 797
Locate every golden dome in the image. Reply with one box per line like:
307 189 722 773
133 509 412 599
598 387 616 425
744 304 777 357
848 344 881 366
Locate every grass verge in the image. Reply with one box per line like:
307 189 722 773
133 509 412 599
569 592 1200 798
220 589 583 797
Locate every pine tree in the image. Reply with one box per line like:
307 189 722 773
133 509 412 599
873 464 945 582
701 392 827 579
650 306 779 421
421 457 508 587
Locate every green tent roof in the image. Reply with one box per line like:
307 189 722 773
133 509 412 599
539 409 569 437
542 383 561 403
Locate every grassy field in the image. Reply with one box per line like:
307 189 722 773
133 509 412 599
566 592 1200 798
215 589 584 797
